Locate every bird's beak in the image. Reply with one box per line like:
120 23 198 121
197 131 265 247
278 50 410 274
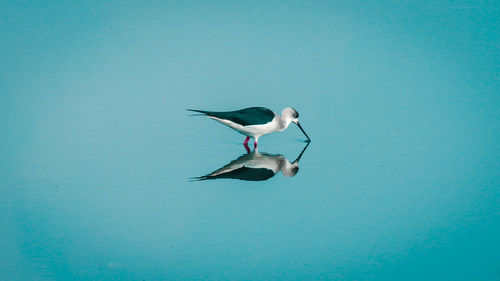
295 121 311 142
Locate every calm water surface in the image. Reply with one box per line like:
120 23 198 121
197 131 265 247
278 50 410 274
1 1 499 280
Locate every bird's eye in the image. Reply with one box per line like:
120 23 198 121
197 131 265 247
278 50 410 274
294 112 299 118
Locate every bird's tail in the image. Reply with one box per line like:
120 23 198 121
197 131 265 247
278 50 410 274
186 109 209 116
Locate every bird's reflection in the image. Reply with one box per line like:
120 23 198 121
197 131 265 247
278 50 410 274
193 142 310 181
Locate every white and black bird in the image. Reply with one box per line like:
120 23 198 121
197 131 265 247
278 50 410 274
187 107 311 147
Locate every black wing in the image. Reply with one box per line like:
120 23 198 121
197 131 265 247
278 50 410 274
187 107 275 126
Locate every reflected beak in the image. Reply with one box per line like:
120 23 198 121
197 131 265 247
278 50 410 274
292 141 311 164
295 121 311 142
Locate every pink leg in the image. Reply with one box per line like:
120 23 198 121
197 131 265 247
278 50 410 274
254 141 258 148
243 136 250 146
243 143 251 154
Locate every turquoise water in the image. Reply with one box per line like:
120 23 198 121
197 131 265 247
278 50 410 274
1 1 499 280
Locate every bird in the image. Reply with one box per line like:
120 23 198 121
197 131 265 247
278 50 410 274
187 107 311 147
192 141 310 181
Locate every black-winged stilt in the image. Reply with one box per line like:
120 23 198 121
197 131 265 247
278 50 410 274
187 107 311 147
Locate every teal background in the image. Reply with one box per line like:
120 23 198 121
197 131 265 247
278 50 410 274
1 1 499 280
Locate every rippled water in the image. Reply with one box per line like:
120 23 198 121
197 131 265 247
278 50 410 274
1 1 499 280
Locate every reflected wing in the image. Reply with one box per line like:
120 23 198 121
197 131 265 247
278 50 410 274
194 166 275 181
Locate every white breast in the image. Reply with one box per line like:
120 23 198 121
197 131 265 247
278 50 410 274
209 116 280 138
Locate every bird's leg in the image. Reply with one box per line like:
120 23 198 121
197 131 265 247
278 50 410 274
243 136 250 146
254 141 258 149
243 143 251 154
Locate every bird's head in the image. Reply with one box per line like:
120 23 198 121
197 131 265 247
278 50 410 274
281 107 299 123
281 107 311 141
